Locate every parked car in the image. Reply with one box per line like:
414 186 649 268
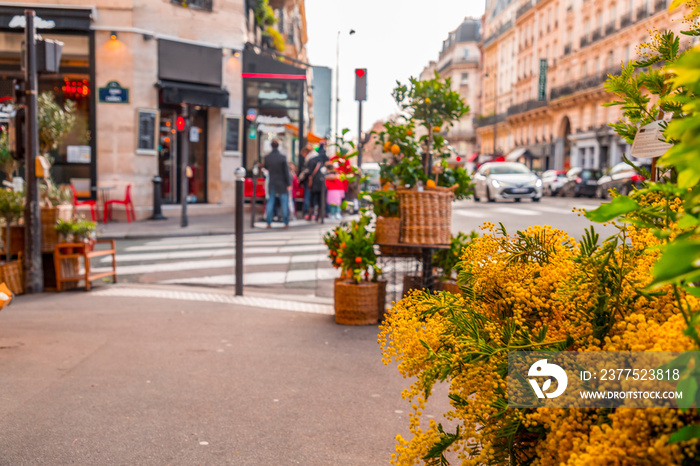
559 167 602 198
473 162 542 203
596 162 650 198
540 170 568 196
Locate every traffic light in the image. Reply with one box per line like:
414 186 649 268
355 68 367 101
176 116 186 132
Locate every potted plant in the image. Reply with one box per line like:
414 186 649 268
72 218 96 252
0 189 25 295
432 231 477 294
376 73 473 245
324 214 385 324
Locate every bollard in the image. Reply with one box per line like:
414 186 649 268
234 167 246 296
250 167 258 228
150 175 167 220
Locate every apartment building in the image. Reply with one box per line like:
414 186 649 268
477 0 687 171
420 18 482 163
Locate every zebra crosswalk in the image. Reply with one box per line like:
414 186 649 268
96 230 339 292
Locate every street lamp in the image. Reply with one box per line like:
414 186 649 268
334 28 355 153
484 71 498 158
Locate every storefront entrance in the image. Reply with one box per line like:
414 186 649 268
158 107 208 204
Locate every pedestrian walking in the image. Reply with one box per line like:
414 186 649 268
298 145 317 219
304 146 326 221
262 138 291 229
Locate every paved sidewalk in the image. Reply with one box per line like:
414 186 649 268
0 285 453 465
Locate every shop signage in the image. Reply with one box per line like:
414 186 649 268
9 15 55 29
66 145 91 164
538 59 548 101
224 116 241 155
630 120 672 159
256 115 291 124
246 108 257 121
136 109 159 155
98 81 129 104
258 90 289 100
248 124 257 140
189 126 200 143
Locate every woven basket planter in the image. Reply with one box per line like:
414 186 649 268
334 279 381 325
398 187 453 245
375 216 418 256
438 280 462 295
0 259 24 295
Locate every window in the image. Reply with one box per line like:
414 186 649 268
461 72 470 85
608 50 615 69
463 48 470 59
171 0 212 10
582 60 588 77
598 12 604 32
611 4 617 20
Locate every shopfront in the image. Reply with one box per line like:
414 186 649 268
242 47 307 171
0 6 95 196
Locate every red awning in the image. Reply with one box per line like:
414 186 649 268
468 152 479 162
284 124 327 144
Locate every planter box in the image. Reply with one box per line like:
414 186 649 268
1 205 74 256
437 280 462 295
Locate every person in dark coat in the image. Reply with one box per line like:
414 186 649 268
263 139 291 228
305 148 326 221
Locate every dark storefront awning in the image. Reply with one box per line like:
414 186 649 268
158 80 229 108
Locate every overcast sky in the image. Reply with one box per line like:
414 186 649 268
305 0 486 139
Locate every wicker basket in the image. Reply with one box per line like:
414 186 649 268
398 187 453 245
0 259 24 295
438 280 462 295
334 280 381 325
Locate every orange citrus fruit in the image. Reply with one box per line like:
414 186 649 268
426 179 437 188
433 126 441 133
425 98 431 104
406 129 413 136
355 257 362 263
391 144 401 155
383 141 392 152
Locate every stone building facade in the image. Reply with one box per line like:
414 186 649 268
477 0 689 171
0 0 309 219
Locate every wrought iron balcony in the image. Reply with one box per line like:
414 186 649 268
550 67 622 100
580 36 589 48
474 113 508 127
654 0 666 12
483 20 513 48
564 43 572 55
591 30 602 42
507 99 548 117
517 2 533 19
620 16 632 28
605 22 616 35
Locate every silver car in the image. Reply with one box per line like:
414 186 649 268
473 162 543 202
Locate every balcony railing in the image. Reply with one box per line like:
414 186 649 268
564 43 572 55
605 22 616 35
620 16 632 28
550 67 622 100
474 113 507 128
637 5 648 20
655 0 667 12
507 99 548 117
171 0 212 10
580 36 589 48
591 30 602 42
516 2 533 19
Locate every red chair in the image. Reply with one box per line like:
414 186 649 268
104 185 135 223
71 185 97 222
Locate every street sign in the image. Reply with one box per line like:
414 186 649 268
98 80 129 104
538 59 548 101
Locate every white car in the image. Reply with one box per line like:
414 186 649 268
473 162 543 202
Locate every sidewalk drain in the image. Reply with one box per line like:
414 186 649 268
91 287 334 315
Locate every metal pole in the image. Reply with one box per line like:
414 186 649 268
334 30 340 155
24 10 42 293
357 100 363 168
180 104 189 228
493 75 498 157
150 175 166 220
235 170 245 296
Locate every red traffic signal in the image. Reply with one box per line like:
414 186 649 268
176 116 186 132
355 68 367 101
355 69 365 77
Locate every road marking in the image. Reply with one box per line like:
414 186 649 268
454 210 488 218
125 241 234 252
528 205 576 215
159 267 338 286
494 207 540 216
91 287 334 315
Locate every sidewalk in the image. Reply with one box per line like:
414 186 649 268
0 285 453 465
